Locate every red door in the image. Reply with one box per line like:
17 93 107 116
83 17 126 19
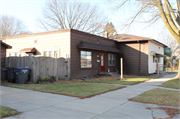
100 52 105 72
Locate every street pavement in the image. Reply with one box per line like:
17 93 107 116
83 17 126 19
0 73 179 119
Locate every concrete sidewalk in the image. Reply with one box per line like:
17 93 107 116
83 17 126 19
0 73 179 119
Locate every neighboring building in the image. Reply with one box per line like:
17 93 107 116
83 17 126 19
1 41 12 68
4 29 167 78
4 29 121 78
113 34 167 75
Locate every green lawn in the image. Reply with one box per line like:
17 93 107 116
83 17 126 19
166 67 179 70
1 82 125 98
161 78 180 89
0 106 20 118
85 75 162 85
131 88 180 107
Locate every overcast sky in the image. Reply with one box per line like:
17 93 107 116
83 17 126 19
0 0 170 43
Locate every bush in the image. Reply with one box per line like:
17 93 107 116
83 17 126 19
41 76 50 80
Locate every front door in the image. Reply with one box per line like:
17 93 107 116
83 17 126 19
100 52 105 72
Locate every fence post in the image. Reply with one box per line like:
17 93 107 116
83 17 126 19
120 58 123 79
55 58 58 81
67 58 70 80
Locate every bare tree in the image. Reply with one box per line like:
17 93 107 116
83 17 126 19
0 15 28 38
165 36 180 70
108 0 180 77
108 0 180 44
36 0 107 35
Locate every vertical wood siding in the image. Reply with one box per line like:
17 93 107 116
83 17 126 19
117 41 148 75
5 57 69 82
1 45 7 68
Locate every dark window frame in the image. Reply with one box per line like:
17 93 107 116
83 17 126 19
153 56 161 63
108 53 116 66
80 50 92 68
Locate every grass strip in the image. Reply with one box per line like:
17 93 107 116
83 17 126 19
0 106 20 118
85 75 162 85
85 78 150 85
131 88 180 107
161 78 180 89
1 82 125 98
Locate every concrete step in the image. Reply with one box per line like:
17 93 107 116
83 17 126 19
98 72 119 77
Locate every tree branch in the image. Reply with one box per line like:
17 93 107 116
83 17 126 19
156 0 180 44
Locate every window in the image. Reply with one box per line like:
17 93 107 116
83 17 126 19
81 51 92 68
27 53 33 56
34 40 37 44
8 52 20 57
54 51 58 58
108 54 115 66
153 56 160 63
43 50 59 58
49 51 53 57
44 51 48 56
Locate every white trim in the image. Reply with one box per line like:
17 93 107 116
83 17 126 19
7 52 20 57
43 49 59 58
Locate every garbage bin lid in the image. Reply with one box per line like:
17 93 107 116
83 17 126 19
1 68 7 71
6 67 14 69
14 67 30 70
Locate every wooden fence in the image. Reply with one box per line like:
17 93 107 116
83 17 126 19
5 56 70 82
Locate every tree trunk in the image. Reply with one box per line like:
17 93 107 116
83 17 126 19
170 64 173 72
176 59 180 78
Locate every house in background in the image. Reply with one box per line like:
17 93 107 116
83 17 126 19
3 29 167 79
1 41 12 68
111 34 168 75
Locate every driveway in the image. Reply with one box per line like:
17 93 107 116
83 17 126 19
0 73 179 119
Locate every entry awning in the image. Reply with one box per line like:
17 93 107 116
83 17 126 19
155 53 169 57
150 51 168 57
77 41 121 53
20 47 36 53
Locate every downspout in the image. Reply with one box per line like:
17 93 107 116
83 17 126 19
138 41 141 75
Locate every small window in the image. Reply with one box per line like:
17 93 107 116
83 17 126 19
54 51 58 58
34 40 37 44
49 51 53 57
108 54 115 66
81 51 92 68
44 51 48 56
27 53 33 56
43 50 58 58
153 56 160 63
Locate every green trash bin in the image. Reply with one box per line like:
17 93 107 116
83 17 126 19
6 67 15 82
1 68 7 81
14 67 30 84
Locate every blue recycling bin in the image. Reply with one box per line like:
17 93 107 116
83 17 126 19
14 67 30 84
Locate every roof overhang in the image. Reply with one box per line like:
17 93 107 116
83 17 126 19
77 41 121 53
20 47 36 53
155 53 169 57
1 41 12 49
150 51 168 57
